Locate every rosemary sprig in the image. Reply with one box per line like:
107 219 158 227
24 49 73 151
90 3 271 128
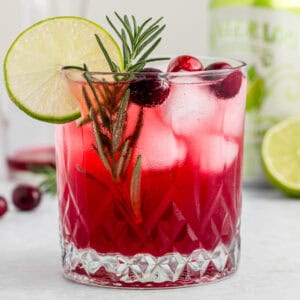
31 166 57 196
100 12 169 72
80 79 131 180
65 13 168 223
115 139 130 180
111 89 130 154
130 155 142 223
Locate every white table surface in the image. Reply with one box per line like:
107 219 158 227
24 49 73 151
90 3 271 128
0 181 300 300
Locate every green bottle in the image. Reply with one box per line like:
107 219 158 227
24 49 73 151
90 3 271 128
210 0 300 185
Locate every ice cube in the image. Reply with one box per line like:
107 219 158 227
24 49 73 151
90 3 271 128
223 80 247 137
161 83 216 136
134 109 186 169
191 135 239 173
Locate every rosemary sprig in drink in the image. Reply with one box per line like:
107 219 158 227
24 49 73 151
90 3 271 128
67 13 168 223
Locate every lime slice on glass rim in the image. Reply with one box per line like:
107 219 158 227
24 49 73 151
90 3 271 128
4 16 122 123
262 117 300 197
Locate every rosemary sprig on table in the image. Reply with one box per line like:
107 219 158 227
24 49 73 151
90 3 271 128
65 13 168 223
31 166 57 196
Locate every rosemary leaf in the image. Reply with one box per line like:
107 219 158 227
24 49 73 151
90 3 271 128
95 34 118 72
39 177 57 195
123 15 131 28
131 15 137 37
122 147 133 178
137 25 159 50
143 57 170 63
82 85 111 173
130 155 142 223
135 25 166 56
136 38 162 64
129 57 170 71
114 12 134 45
98 131 112 152
115 139 129 180
135 17 152 44
138 17 163 44
83 72 111 130
127 62 146 72
62 65 86 71
31 166 57 196
82 85 92 108
144 16 164 33
112 61 121 72
90 107 112 173
124 15 134 41
106 16 123 41
112 89 130 154
121 29 130 69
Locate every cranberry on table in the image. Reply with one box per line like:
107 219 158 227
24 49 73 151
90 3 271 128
205 61 243 99
12 184 41 211
0 196 8 217
130 68 170 107
167 55 203 72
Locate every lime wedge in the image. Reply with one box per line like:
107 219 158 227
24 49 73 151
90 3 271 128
4 16 122 123
262 117 300 197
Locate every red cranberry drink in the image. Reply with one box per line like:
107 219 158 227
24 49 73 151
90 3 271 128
56 55 247 287
4 15 246 288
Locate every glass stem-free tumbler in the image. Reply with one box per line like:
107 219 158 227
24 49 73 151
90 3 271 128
56 58 247 288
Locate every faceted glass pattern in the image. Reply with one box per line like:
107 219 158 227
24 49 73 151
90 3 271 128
61 237 240 287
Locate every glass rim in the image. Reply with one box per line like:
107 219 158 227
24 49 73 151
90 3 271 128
63 56 247 81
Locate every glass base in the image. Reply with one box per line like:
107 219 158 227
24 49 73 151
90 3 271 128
61 236 240 288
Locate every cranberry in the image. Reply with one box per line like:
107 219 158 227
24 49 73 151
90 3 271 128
130 68 170 107
205 62 242 99
0 196 8 217
167 55 203 72
214 70 242 99
12 184 41 211
205 62 231 71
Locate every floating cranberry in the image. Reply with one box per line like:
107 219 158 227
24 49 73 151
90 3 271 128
205 62 242 99
130 68 170 107
167 55 203 72
205 62 231 71
0 196 8 217
213 70 242 99
12 184 41 211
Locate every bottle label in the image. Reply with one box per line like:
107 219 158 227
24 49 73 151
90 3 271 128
210 5 300 180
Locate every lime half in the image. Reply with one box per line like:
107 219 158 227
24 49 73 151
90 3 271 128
4 16 122 123
262 117 300 197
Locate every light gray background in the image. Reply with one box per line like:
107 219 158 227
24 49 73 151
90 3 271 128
0 0 210 59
